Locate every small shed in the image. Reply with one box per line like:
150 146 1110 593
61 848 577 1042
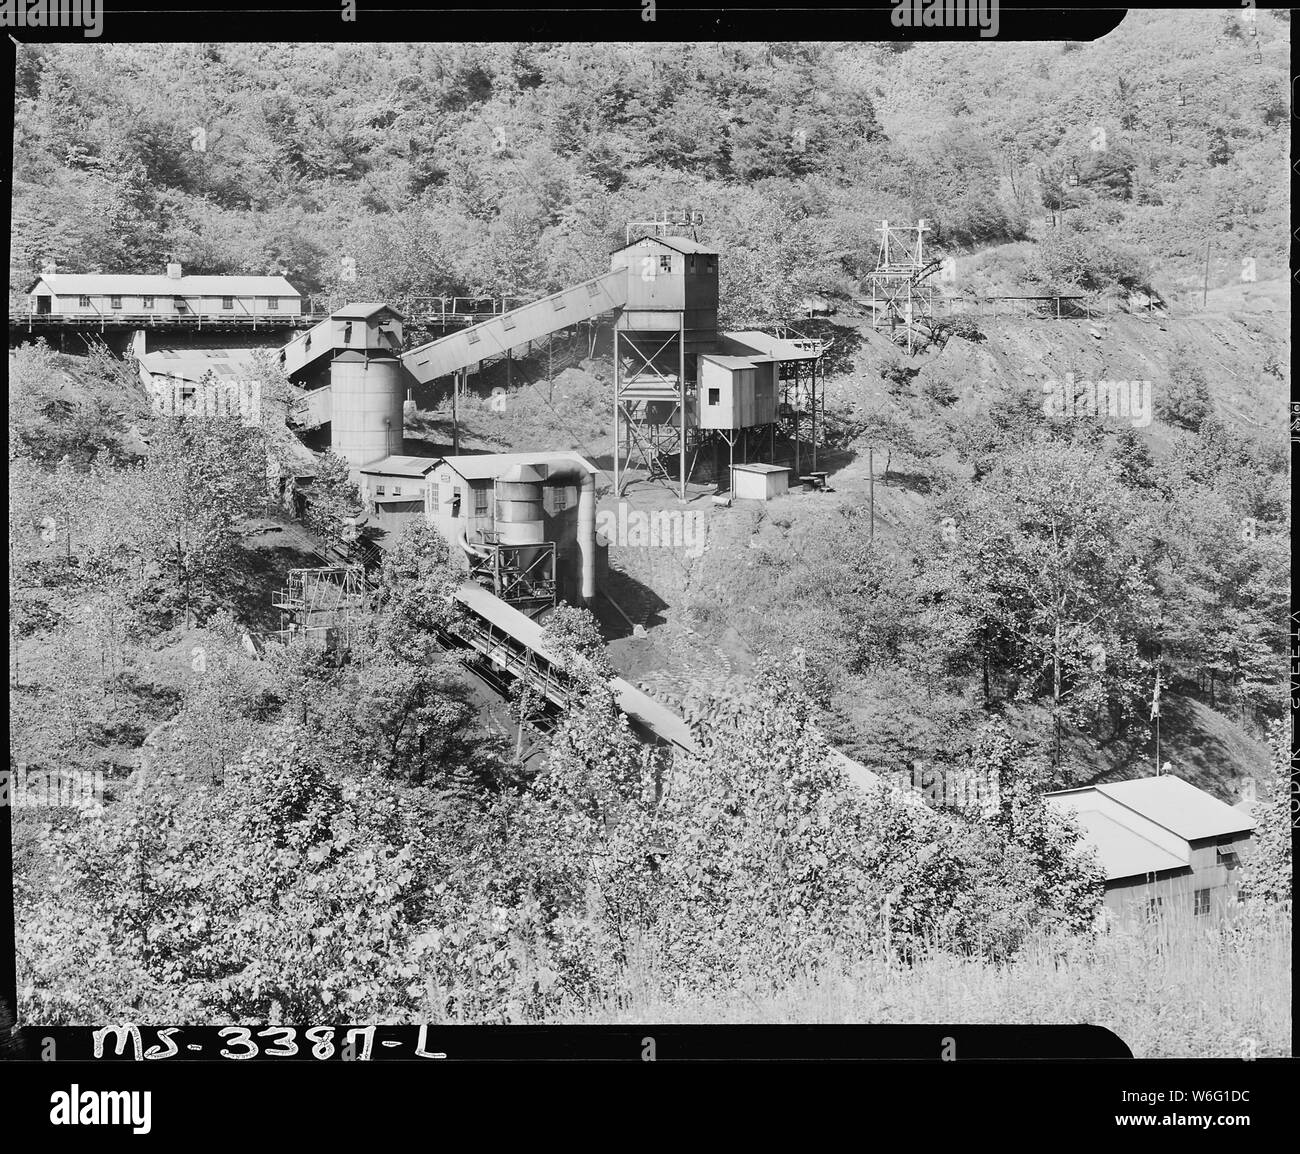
358 454 439 513
731 462 790 502
698 354 778 430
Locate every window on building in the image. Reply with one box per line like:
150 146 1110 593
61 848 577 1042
222 297 234 310
142 295 154 309
708 388 721 405
392 485 402 497
1145 896 1163 923
266 297 279 310
502 314 516 331
706 258 716 274
429 482 439 509
552 486 568 512
586 282 599 297
1194 888 1212 916
659 255 672 273
343 322 353 344
79 296 92 308
110 296 122 310
375 485 385 497
467 329 481 345
174 298 188 313
689 255 696 272
473 486 490 517
553 296 566 310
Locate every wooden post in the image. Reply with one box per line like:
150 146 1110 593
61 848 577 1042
868 446 875 539
811 356 818 472
793 363 801 477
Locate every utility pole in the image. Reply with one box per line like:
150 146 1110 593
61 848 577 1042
868 446 875 539
451 369 460 456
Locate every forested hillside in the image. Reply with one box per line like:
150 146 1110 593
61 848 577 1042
9 11 1290 316
7 15 1292 1045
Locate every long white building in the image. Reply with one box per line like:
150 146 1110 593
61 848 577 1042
25 261 302 321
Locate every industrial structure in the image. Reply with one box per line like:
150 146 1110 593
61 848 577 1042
424 451 599 616
98 216 922 798
270 566 370 651
1046 775 1257 921
273 213 828 501
861 218 942 353
24 261 304 324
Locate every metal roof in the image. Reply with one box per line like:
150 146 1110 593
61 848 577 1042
722 331 822 362
401 270 627 385
732 463 790 474
452 583 697 753
30 273 300 296
1093 775 1257 841
331 303 403 320
433 451 598 481
1064 809 1190 881
358 455 440 478
701 355 761 370
139 348 265 382
613 235 719 256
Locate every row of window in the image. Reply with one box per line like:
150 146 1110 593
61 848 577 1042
1144 888 1222 925
1144 888 1220 920
371 482 570 514
69 296 287 311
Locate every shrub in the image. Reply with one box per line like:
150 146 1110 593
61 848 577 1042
1156 350 1214 431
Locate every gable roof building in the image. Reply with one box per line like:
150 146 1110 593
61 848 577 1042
1046 774 1256 920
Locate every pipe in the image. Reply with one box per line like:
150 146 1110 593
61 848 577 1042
543 458 596 604
458 522 491 561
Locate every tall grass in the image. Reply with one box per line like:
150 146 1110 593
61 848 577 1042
550 905 1291 1058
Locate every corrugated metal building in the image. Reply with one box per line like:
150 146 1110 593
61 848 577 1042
1046 775 1256 921
610 235 719 352
426 452 600 607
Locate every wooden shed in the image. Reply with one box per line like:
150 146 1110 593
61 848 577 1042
731 462 790 502
697 354 778 430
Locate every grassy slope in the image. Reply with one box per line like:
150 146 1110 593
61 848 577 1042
558 908 1292 1058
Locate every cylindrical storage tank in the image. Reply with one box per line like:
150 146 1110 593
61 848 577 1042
544 459 596 604
494 465 546 545
329 351 405 470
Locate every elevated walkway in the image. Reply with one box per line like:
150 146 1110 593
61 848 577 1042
401 270 627 385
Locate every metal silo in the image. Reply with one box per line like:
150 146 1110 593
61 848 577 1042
329 350 405 469
494 463 546 545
